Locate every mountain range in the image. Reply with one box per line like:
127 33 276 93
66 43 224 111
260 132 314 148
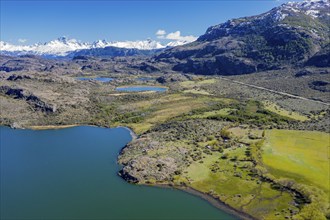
0 0 329 73
0 37 191 57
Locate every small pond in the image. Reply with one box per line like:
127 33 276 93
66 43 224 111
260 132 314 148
77 77 113 82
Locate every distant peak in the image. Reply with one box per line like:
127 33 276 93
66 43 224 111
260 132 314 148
57 36 68 42
0 37 194 56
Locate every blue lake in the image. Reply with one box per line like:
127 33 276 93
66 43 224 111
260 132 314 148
0 126 238 220
77 77 113 82
116 86 167 92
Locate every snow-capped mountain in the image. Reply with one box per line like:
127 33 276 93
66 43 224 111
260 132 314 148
108 39 165 50
89 38 166 50
165 40 192 47
201 0 330 40
260 0 330 21
0 37 193 57
279 0 330 19
0 37 91 57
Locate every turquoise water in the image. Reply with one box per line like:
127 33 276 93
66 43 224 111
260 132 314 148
77 77 113 82
0 126 238 220
116 86 167 92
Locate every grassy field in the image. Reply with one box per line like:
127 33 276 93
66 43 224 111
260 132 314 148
183 89 210 95
263 130 330 192
97 79 330 219
180 79 216 88
189 108 233 119
182 147 297 220
262 101 309 121
114 94 225 134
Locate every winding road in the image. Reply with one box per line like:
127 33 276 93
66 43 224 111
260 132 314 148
219 77 330 106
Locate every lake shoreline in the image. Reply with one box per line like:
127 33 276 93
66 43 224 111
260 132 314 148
2 123 253 220
149 183 256 220
28 125 79 130
27 124 138 140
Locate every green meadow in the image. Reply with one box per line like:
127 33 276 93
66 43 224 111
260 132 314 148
263 129 330 192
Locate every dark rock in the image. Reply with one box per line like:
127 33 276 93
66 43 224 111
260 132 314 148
72 55 89 60
7 74 31 81
156 74 188 83
305 44 330 67
0 66 24 72
136 62 159 73
294 70 313 77
311 81 329 87
309 80 330 92
0 85 57 113
118 169 139 184
10 122 23 129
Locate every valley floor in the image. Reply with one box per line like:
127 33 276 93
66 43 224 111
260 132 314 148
0 69 329 220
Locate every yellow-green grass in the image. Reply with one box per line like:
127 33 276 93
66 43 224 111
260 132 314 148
183 148 296 219
180 79 216 88
309 110 327 120
190 108 233 119
28 125 78 130
183 89 210 95
144 96 211 124
228 127 264 144
263 129 330 192
262 101 309 121
117 94 221 134
119 93 189 111
125 123 153 135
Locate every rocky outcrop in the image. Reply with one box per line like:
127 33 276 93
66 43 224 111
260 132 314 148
134 62 160 73
305 44 330 67
308 80 330 92
0 85 57 113
156 74 189 83
173 55 257 75
10 122 24 129
118 138 182 184
7 74 32 81
118 169 139 183
0 66 24 72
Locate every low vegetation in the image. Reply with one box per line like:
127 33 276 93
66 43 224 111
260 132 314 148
115 79 329 220
1 70 329 220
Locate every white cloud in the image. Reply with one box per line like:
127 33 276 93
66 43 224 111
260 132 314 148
155 30 197 42
156 29 166 36
18 38 27 43
165 31 197 42
156 29 166 39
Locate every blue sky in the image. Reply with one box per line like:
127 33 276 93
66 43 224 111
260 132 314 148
1 0 299 44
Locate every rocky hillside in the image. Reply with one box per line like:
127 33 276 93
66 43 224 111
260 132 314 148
155 0 330 75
